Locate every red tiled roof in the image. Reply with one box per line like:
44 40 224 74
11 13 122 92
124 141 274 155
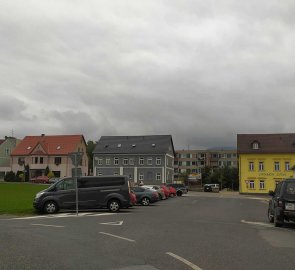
11 135 85 156
237 133 295 154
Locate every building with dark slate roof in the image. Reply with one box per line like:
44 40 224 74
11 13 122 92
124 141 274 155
93 135 175 185
237 133 295 194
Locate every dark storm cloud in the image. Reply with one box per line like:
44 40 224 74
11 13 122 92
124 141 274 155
0 0 294 148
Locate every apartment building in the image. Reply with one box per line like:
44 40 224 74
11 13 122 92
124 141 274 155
93 135 175 185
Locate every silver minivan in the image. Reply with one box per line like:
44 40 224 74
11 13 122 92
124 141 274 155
33 176 131 214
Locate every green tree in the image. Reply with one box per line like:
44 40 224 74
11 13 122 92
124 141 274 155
45 166 50 176
4 171 15 182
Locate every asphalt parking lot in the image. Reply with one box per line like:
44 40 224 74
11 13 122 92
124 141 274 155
1 192 295 270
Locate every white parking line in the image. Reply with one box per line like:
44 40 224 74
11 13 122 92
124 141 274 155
6 212 115 220
166 252 203 270
99 232 135 243
31 224 65 228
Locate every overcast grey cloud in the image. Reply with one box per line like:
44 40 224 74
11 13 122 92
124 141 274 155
0 0 294 149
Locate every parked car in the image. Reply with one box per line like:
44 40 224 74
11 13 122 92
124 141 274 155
167 183 188 196
203 184 219 193
30 176 49 184
33 176 132 214
268 178 295 227
168 186 177 197
132 186 159 206
129 190 137 206
160 185 171 198
143 185 166 200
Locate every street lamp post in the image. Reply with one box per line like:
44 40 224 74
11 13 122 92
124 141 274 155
69 152 83 216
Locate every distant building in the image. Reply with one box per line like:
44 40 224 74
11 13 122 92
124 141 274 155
238 133 295 194
93 135 175 185
11 134 88 179
174 148 237 182
0 136 20 179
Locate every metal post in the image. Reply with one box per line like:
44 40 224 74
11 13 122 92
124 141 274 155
75 154 78 216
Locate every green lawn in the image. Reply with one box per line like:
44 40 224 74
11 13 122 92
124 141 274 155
0 182 49 215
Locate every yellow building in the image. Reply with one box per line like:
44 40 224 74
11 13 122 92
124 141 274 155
237 134 295 194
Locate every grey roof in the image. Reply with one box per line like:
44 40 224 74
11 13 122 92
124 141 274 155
93 135 175 156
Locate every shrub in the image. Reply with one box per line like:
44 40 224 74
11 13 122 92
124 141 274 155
4 171 16 182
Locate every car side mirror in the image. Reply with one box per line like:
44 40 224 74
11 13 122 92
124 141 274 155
268 190 275 196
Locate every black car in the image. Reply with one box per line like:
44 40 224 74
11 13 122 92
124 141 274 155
33 176 132 214
268 179 295 227
166 183 188 196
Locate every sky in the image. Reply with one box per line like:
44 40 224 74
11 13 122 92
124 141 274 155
1 0 295 150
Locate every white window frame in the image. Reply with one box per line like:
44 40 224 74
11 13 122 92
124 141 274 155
106 158 110 165
274 162 280 171
285 162 290 171
98 158 103 165
259 162 264 171
123 158 128 165
139 157 144 165
147 158 152 166
259 180 265 189
114 157 119 165
249 162 254 171
139 173 144 180
252 142 259 149
156 173 161 181
249 180 255 189
156 158 161 165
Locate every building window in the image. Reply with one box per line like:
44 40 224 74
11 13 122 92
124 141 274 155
252 141 260 149
106 158 110 165
249 180 255 189
249 162 254 171
98 158 103 165
55 157 62 165
147 158 152 165
156 173 161 181
114 172 119 175
156 158 161 165
274 162 280 171
129 158 134 165
40 157 44 164
259 162 264 171
139 173 144 180
5 148 10 156
139 157 144 165
114 158 119 165
259 180 265 189
98 172 102 176
285 162 290 171
123 158 128 165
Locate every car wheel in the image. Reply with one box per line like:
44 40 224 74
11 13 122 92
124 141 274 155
108 199 120 212
177 190 182 196
141 197 150 206
43 201 58 214
268 208 274 223
274 209 283 227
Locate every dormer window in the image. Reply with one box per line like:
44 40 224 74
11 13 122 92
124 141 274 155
26 146 32 150
117 144 121 148
56 146 61 150
132 144 136 147
152 144 156 147
251 141 260 150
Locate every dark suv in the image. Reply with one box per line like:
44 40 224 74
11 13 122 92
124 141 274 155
268 179 295 227
166 183 188 196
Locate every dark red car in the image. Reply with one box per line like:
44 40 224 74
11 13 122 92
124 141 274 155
30 176 49 184
160 185 171 198
168 186 177 197
129 191 137 206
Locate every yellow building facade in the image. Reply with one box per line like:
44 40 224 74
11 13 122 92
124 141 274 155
238 133 295 194
239 153 294 194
